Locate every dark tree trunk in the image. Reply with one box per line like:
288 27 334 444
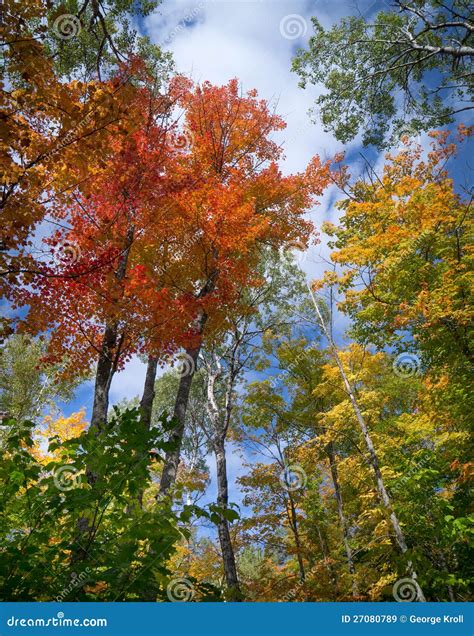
72 226 134 564
159 314 207 494
215 441 241 598
316 524 338 599
326 442 358 597
133 355 159 508
140 356 158 431
90 224 135 434
159 269 216 493
90 323 119 433
287 492 306 584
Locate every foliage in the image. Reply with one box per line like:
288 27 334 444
293 1 474 147
0 409 185 601
0 335 78 424
1 2 472 602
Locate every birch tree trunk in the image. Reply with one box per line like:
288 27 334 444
202 348 242 598
307 283 426 602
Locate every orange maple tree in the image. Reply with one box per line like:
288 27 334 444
20 77 331 437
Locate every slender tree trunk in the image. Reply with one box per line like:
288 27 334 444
326 442 358 598
90 224 135 434
202 342 242 598
159 313 207 494
287 492 306 584
140 356 158 431
130 355 159 509
316 523 338 599
215 440 241 598
434 536 456 602
307 284 426 601
159 268 217 494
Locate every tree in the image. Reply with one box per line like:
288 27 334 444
238 321 361 600
318 131 472 411
6 0 171 82
292 1 474 148
156 78 332 494
19 74 192 435
269 329 359 598
118 368 210 509
0 335 77 424
193 254 307 599
312 133 473 600
1 2 156 338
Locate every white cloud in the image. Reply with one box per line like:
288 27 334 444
145 0 346 174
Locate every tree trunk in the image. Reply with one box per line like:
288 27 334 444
215 441 241 598
316 523 338 599
287 492 306 584
159 314 207 494
140 355 158 431
326 442 358 597
307 284 426 601
132 355 159 509
72 226 134 564
90 224 135 434
89 323 119 433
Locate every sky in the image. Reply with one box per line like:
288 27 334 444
61 0 472 518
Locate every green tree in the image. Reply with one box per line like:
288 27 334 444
10 0 172 82
292 1 474 148
0 335 79 447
